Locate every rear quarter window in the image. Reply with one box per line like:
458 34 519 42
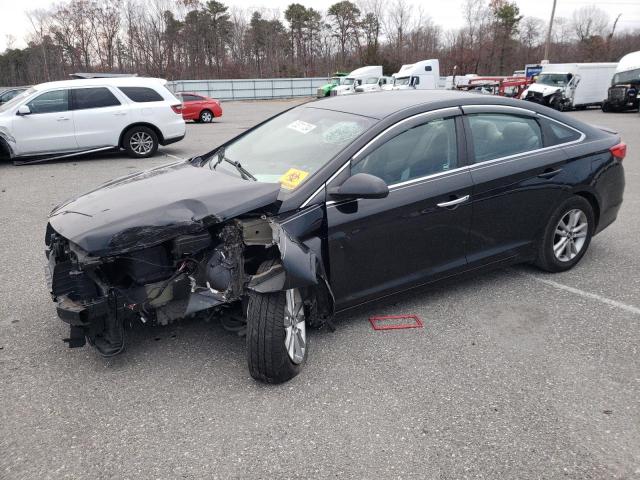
119 87 164 103
540 118 582 146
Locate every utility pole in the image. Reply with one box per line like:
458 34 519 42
543 0 558 62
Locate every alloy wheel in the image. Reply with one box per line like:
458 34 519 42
201 111 213 122
129 131 154 155
284 289 306 364
553 209 588 262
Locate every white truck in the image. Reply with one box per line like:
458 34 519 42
386 60 441 90
521 62 617 110
355 75 394 93
602 51 640 112
332 66 383 96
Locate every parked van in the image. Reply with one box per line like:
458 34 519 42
602 51 640 112
331 66 383 96
522 62 617 110
0 77 185 162
389 60 440 90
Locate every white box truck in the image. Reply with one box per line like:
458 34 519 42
521 62 617 110
602 51 640 112
386 60 441 90
331 66 383 96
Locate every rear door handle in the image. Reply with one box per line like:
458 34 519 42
437 195 470 209
538 168 563 179
57 117 70 121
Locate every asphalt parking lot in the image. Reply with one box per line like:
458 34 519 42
1 99 639 479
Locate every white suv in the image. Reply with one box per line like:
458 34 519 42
0 77 186 161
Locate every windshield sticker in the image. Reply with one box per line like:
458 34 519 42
279 168 309 190
287 120 317 134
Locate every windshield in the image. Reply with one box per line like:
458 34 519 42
395 77 411 86
612 68 640 86
342 78 355 86
207 107 375 189
0 87 35 113
330 77 342 85
536 73 570 86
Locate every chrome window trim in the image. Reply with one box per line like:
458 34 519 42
302 106 587 209
300 107 461 208
461 104 537 115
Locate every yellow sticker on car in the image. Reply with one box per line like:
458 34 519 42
279 168 309 190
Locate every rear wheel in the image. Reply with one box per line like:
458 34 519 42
199 109 214 123
246 261 308 383
123 126 158 158
535 196 594 272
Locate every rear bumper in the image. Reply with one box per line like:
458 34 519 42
594 162 625 235
161 133 185 146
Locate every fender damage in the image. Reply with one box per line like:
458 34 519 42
45 161 332 355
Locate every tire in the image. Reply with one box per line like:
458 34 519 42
123 126 159 158
535 196 595 273
601 102 610 112
246 259 308 384
199 109 214 123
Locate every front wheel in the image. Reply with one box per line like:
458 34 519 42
246 262 308 383
199 110 214 123
535 196 594 272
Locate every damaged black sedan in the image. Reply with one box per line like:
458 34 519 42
46 90 625 383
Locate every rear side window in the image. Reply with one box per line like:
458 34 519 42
72 87 120 110
181 94 202 102
119 87 164 102
540 118 582 145
467 113 543 163
26 90 69 114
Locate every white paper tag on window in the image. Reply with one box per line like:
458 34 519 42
287 120 317 134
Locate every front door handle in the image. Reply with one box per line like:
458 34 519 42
113 111 127 116
437 195 470 209
57 117 70 121
538 168 563 179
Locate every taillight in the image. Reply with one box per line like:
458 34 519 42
171 104 183 114
610 142 627 161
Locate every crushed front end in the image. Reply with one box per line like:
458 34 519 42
45 218 279 355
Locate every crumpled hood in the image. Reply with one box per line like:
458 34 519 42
48 161 282 256
527 83 563 96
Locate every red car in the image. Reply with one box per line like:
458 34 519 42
176 92 223 123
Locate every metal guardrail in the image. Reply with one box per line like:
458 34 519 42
167 78 328 100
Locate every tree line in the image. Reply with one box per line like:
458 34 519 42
1 0 639 87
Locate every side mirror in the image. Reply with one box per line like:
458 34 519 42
16 105 31 116
327 173 389 200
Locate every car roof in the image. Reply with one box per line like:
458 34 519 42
32 77 168 91
307 89 545 119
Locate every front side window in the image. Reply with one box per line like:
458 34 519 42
467 113 542 163
72 87 120 110
26 89 69 114
208 107 375 189
352 117 458 185
119 86 164 102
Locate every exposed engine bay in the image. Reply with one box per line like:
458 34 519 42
45 215 333 356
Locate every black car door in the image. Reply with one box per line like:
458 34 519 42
325 108 474 310
461 105 574 266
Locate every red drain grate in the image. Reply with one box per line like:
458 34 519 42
369 315 423 331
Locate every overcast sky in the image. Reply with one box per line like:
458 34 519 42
1 0 639 52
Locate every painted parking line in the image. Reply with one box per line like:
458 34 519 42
516 271 640 316
164 153 186 161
